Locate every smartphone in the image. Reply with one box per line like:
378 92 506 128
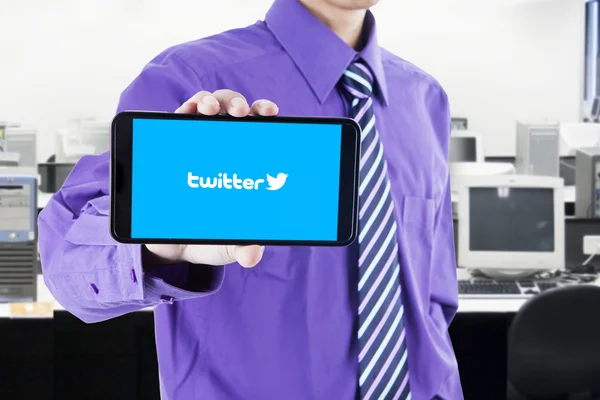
110 111 360 246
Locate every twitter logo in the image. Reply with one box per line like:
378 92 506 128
266 173 288 191
187 171 288 191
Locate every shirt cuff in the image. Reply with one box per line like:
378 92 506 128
133 245 225 304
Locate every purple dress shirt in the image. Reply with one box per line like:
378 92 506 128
38 0 462 398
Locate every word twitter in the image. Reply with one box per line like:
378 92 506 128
187 172 288 191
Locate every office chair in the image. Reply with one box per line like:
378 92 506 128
507 285 600 400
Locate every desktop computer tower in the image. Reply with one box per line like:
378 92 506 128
515 122 560 177
575 147 600 218
0 175 37 302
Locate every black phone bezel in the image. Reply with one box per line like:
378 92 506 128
110 111 360 247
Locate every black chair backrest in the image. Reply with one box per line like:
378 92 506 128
508 285 600 399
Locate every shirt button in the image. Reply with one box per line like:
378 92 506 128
130 268 138 284
159 295 174 305
90 283 99 295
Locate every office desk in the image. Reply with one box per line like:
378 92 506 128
0 306 158 400
1 271 597 399
457 266 600 313
0 273 528 400
456 267 595 313
453 267 600 399
454 268 521 399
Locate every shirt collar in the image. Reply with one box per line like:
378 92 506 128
265 0 388 105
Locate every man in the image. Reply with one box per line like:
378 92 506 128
38 0 461 398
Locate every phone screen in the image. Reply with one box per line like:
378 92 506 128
130 118 343 241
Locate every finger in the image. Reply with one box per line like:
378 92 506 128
250 99 279 117
181 244 264 268
175 91 221 115
212 89 251 118
234 245 265 268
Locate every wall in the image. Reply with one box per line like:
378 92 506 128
0 0 586 161
374 0 586 156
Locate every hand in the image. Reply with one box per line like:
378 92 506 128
145 90 279 269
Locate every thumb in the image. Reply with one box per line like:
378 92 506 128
182 244 264 268
232 245 265 268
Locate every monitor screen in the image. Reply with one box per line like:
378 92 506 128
450 137 477 162
0 185 31 231
130 118 342 241
469 187 555 252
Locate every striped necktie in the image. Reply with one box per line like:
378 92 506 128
340 61 412 400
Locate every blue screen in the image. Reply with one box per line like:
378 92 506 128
131 118 342 241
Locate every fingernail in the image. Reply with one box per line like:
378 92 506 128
203 96 219 105
231 97 246 108
259 100 272 107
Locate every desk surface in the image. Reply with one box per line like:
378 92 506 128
451 185 575 204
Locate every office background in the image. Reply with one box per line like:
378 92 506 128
0 0 584 159
1 0 599 399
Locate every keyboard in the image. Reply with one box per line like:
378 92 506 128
458 280 520 296
458 279 559 297
536 281 559 292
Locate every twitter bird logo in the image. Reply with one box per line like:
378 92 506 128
266 173 288 191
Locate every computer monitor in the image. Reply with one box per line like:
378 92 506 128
449 131 483 163
458 175 565 278
449 162 515 202
55 120 110 162
559 123 600 156
5 128 37 168
80 121 110 155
